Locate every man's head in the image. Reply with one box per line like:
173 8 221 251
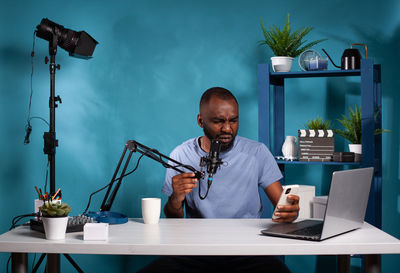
197 87 239 152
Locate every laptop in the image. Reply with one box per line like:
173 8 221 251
261 167 374 241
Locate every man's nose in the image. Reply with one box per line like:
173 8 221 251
221 121 232 133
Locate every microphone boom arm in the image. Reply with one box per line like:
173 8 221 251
100 140 204 212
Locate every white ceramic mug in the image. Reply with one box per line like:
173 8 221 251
141 198 161 224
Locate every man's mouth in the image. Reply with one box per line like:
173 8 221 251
217 135 233 143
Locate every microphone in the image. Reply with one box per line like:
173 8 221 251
206 139 222 182
198 139 222 200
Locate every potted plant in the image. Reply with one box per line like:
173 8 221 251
335 104 390 156
304 116 332 130
259 14 327 72
39 201 71 240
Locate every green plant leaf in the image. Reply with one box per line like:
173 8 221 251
259 13 327 57
335 104 390 144
304 116 332 130
39 202 71 217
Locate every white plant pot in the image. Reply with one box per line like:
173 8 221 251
348 144 362 154
42 216 68 240
271 56 294 72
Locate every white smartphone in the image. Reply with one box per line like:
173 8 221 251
272 184 299 219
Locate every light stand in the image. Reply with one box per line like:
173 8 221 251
43 35 62 195
35 17 98 196
32 18 98 273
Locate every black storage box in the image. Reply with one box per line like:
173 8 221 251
333 152 355 162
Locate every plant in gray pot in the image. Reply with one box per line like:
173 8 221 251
39 201 71 240
259 14 327 72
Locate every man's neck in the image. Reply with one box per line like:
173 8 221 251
199 136 211 153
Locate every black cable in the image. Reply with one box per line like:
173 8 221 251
29 116 50 126
24 30 49 145
198 178 212 200
10 213 37 230
44 160 49 193
81 182 112 215
24 30 36 145
82 153 146 215
28 30 36 120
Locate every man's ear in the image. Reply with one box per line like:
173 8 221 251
197 114 203 128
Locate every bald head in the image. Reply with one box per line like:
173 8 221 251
199 87 238 112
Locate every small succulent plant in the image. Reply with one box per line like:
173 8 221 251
40 201 71 217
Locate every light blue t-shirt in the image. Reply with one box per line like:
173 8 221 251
161 136 282 218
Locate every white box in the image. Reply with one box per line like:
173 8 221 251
313 196 328 219
297 185 315 219
34 199 44 219
84 223 109 241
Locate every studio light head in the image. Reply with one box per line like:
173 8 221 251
36 18 98 59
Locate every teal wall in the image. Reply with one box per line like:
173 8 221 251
1 0 399 272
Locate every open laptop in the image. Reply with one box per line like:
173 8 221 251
261 167 374 241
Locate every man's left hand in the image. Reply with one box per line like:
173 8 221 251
272 194 300 223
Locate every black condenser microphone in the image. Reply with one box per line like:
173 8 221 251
206 139 222 182
198 139 223 200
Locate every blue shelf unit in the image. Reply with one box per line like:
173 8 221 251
258 59 383 228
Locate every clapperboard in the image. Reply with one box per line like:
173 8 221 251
298 129 334 162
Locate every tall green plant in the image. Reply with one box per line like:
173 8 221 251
259 14 327 57
335 104 390 144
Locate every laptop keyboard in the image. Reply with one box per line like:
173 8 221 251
287 223 323 236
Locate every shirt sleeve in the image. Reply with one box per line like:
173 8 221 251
161 149 181 197
257 143 283 189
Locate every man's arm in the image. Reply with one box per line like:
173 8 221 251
164 194 184 218
163 172 198 218
264 181 300 222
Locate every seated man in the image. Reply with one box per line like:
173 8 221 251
138 87 299 273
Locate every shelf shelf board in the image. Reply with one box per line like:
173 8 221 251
269 69 361 79
276 160 361 166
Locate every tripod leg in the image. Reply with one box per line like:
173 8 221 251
63 254 84 273
31 253 46 273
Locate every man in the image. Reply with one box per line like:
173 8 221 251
163 87 299 221
139 87 299 273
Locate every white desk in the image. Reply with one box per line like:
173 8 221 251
1 218 400 273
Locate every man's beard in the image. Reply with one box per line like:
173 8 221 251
203 127 235 152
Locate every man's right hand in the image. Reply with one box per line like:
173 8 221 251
171 172 198 202
164 173 198 218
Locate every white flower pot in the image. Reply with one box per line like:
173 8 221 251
271 56 294 72
42 217 68 240
348 144 362 154
349 144 362 162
